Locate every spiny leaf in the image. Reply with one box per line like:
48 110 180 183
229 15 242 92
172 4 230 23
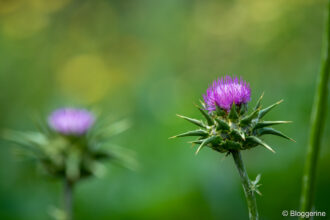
246 136 275 153
92 151 112 160
221 140 242 150
90 119 131 141
255 189 262 196
195 105 214 125
254 92 264 111
252 174 261 185
188 140 203 145
239 104 248 115
229 103 239 121
231 128 245 141
257 127 295 142
195 136 218 155
215 105 226 117
176 114 206 128
98 144 139 171
240 108 260 126
258 100 283 119
215 118 230 131
2 130 48 155
170 130 208 139
199 99 206 109
251 174 262 196
254 121 292 129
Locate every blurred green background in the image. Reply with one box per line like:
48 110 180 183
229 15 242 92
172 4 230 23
0 0 329 219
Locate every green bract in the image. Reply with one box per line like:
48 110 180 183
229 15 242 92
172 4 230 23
172 93 294 155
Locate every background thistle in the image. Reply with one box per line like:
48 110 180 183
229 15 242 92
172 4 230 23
172 76 294 220
2 108 136 220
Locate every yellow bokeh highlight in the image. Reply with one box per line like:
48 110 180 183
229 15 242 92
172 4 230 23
0 0 23 14
0 0 70 38
30 0 71 13
57 54 117 103
2 10 49 38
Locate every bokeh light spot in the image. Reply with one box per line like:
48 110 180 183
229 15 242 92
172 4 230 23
30 0 71 13
2 9 49 38
57 54 113 104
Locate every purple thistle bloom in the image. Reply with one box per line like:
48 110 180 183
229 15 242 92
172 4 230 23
203 76 251 112
48 108 95 136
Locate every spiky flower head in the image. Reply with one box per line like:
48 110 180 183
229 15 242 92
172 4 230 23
203 76 251 112
3 107 136 183
172 76 294 155
48 108 95 136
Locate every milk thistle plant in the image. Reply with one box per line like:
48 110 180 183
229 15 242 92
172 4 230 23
3 108 134 220
171 76 294 220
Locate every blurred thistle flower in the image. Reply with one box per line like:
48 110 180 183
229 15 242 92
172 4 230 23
171 76 294 220
203 76 251 112
48 108 95 136
2 107 136 220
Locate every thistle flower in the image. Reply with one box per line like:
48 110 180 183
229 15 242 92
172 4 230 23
171 76 294 220
48 108 95 136
203 76 251 112
3 107 136 220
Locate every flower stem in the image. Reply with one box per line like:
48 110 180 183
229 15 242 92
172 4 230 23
64 178 74 220
232 150 258 220
301 1 330 212
300 0 330 214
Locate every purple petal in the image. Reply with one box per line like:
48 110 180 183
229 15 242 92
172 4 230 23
203 76 251 112
48 108 95 136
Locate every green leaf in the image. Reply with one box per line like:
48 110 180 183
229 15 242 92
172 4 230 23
251 174 262 196
252 174 261 185
90 119 131 141
177 114 206 128
92 151 112 160
196 106 214 125
221 140 242 150
254 92 264 111
215 105 226 117
258 100 283 119
246 136 275 153
170 130 208 139
84 160 107 178
254 121 292 129
240 108 260 126
229 103 239 121
98 144 138 171
195 136 218 155
199 99 206 109
2 130 48 157
215 118 230 131
2 130 48 147
188 140 203 145
231 128 245 141
239 104 248 115
257 127 295 142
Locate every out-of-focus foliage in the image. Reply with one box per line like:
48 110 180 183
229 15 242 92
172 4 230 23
0 0 329 219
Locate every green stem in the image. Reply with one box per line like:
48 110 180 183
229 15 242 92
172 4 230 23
300 0 330 214
64 178 74 220
232 150 258 220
